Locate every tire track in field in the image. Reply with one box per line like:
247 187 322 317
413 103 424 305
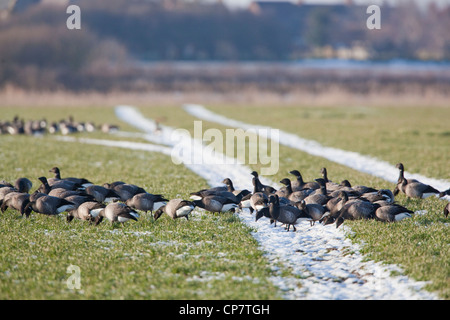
107 105 438 300
183 104 450 198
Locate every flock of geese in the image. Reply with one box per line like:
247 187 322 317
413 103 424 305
0 115 119 136
0 163 448 231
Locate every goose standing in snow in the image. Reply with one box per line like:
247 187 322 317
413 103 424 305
249 192 268 214
251 171 276 195
267 195 305 232
295 200 327 226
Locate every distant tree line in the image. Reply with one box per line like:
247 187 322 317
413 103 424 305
0 0 449 92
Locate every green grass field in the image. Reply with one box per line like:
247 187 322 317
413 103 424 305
0 102 448 299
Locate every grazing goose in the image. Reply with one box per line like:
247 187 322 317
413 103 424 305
42 175 79 191
0 186 16 204
85 185 121 203
126 193 168 214
49 167 93 188
335 198 376 228
94 202 139 226
374 203 413 222
64 194 97 208
192 195 238 213
106 183 147 201
190 189 245 204
14 178 32 193
444 203 449 218
251 171 276 195
397 178 441 199
340 180 377 195
23 195 76 217
289 170 320 191
153 199 195 221
48 187 93 200
0 192 30 215
67 201 105 223
29 191 47 202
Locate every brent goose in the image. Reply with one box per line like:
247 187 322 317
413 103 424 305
49 167 93 188
14 178 32 193
67 201 105 223
126 193 168 214
192 195 238 213
374 203 413 222
153 199 195 221
94 202 139 225
289 170 320 191
23 195 76 217
0 192 30 215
